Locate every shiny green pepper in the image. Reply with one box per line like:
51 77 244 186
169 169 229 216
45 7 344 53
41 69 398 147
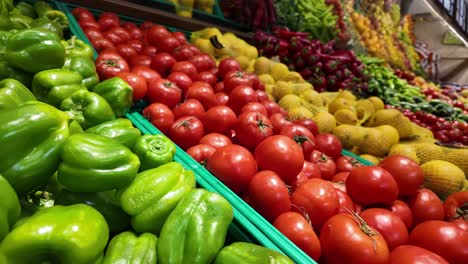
9 14 33 29
32 69 85 107
30 17 63 39
0 175 21 241
86 118 142 149
0 78 36 111
103 231 158 264
34 1 68 29
214 242 294 264
9 2 36 18
58 133 140 192
0 204 109 264
119 162 195 234
92 77 133 117
63 55 99 89
158 188 233 264
0 60 32 87
62 36 94 59
134 134 176 171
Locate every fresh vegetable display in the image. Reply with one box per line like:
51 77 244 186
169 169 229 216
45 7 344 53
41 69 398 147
220 0 276 29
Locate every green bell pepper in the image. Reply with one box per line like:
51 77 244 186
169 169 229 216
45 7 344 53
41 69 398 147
86 118 142 149
134 134 176 171
63 55 99 89
0 78 36 111
30 17 63 39
0 175 21 241
9 14 32 29
0 61 32 87
60 89 116 130
92 77 133 117
9 2 36 18
69 120 84 134
0 204 109 264
0 30 11 54
63 36 94 59
103 231 158 264
119 162 195 234
33 1 68 29
5 28 66 73
0 101 70 195
214 242 294 264
32 69 85 107
57 133 140 192
0 0 13 17
0 15 12 30
158 188 233 264
55 189 130 233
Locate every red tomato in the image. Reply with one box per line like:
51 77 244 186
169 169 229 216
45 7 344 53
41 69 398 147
158 37 181 53
223 71 253 94
309 150 336 181
72 8 94 20
280 124 315 158
214 82 224 93
142 103 174 134
335 189 354 214
291 179 339 230
346 166 398 206
293 161 322 189
104 27 130 45
408 188 444 225
245 73 261 90
172 99 205 120
379 155 424 197
207 144 258 193
98 13 120 31
335 156 362 173
91 37 115 52
451 218 468 231
140 21 155 30
444 191 468 220
115 43 137 60
248 170 291 221
146 25 171 46
360 208 409 250
169 116 204 150
95 51 129 80
185 82 216 109
202 105 237 134
256 90 269 102
314 133 343 160
240 102 268 116
331 181 346 193
186 144 216 166
228 85 257 114
274 212 321 260
171 45 194 61
293 120 319 136
236 111 273 150
185 44 201 55
171 61 199 81
198 71 217 87
142 45 158 58
332 172 350 183
190 53 216 72
214 92 229 106
84 28 103 40
146 79 181 108
269 113 292 134
151 53 176 77
218 58 241 79
167 72 192 94
320 213 389 264
389 200 413 230
127 40 143 53
117 72 147 101
261 101 282 116
131 66 161 83
128 54 151 68
127 27 143 40
409 221 468 264
80 18 101 31
200 133 232 149
389 245 449 264
172 31 187 45
255 135 304 184
120 22 137 30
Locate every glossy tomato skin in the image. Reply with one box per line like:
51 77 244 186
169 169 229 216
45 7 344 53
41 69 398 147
172 99 205 120
151 53 176 77
255 135 304 184
218 58 241 79
127 40 144 53
261 101 282 116
360 208 409 250
190 53 216 72
185 82 216 109
146 79 182 108
202 105 237 134
248 171 291 222
131 66 161 84
95 51 130 80
104 27 130 45
240 102 268 116
142 103 174 134
388 245 449 264
198 71 217 87
256 90 269 102
335 156 362 173
127 27 143 40
169 116 204 150
409 221 468 264
444 191 468 220
293 161 321 189
117 72 148 101
291 178 339 230
236 111 273 150
129 54 152 68
346 166 398 206
451 218 468 231
92 37 115 52
84 28 103 40
293 119 319 136
98 12 120 31
171 45 194 62
200 133 232 149
332 172 350 183
320 213 389 264
335 189 354 214
214 92 229 106
172 31 187 45
186 144 216 165
274 212 321 260
171 61 199 81
146 25 171 46
309 150 336 181
227 85 258 114
142 45 158 58
389 200 413 230
115 43 137 60
72 8 94 21
280 124 315 158
207 144 258 194
314 133 343 159
80 18 101 31
379 155 424 197
167 72 192 94
269 113 293 134
223 71 253 94
408 188 444 225
157 37 181 53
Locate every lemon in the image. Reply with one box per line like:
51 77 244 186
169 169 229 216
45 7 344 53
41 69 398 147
254 57 273 75
258 74 275 85
270 63 290 81
421 160 466 199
